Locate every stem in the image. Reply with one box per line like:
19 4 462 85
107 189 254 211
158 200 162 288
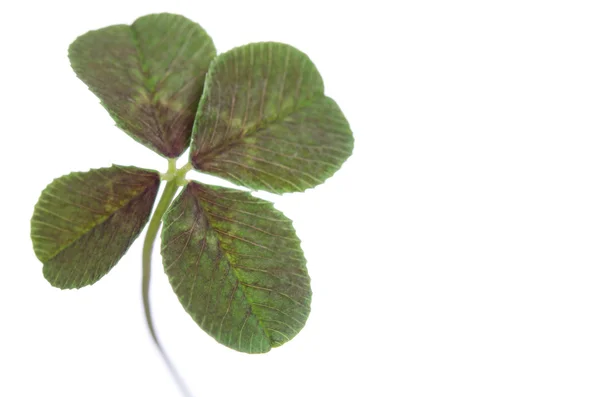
142 178 192 397
176 162 193 186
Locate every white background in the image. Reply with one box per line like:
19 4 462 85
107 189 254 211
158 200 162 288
1 1 600 396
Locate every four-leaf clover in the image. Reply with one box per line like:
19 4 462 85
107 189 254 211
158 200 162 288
31 13 353 357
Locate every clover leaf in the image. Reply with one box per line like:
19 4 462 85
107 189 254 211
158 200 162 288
190 42 353 193
69 13 216 157
30 12 353 396
162 182 311 353
32 165 160 288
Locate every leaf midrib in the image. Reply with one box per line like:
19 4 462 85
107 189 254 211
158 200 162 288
194 95 325 167
192 186 272 348
129 24 167 146
43 179 156 262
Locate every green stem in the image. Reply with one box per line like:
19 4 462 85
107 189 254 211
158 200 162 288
142 178 192 397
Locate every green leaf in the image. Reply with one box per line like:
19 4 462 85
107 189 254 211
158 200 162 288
31 165 160 289
69 13 217 158
190 42 353 193
161 181 311 353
